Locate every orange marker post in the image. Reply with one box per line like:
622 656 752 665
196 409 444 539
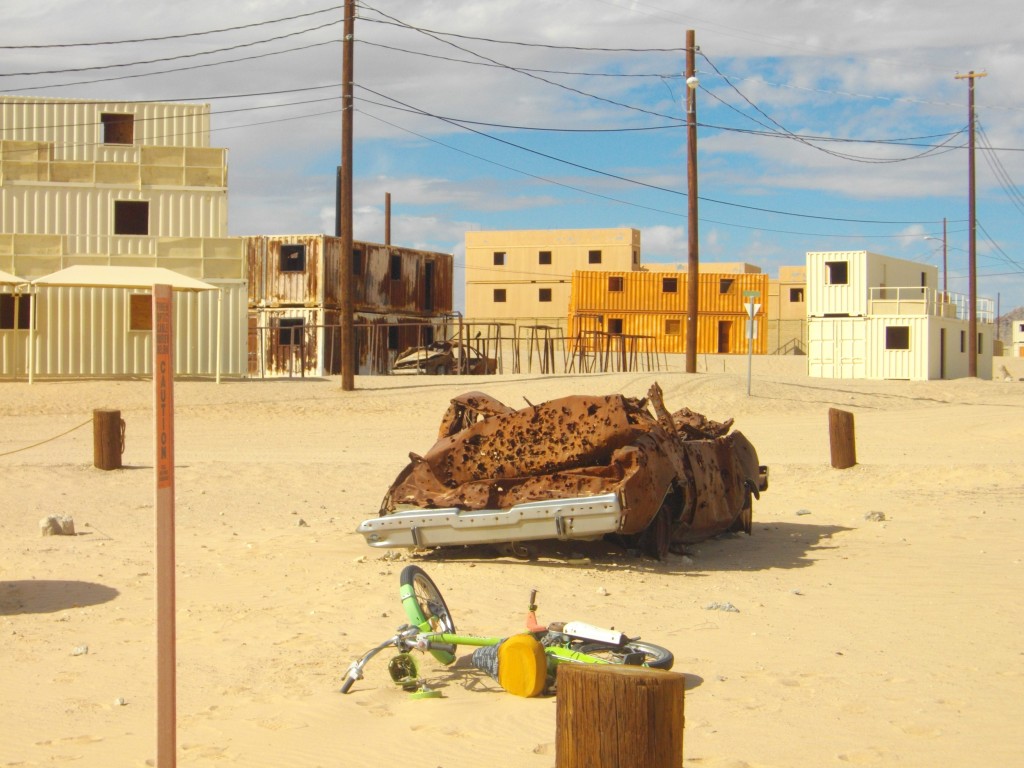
153 284 176 766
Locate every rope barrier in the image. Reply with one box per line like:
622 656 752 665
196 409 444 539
0 417 93 458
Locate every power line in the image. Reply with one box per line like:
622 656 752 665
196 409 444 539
0 4 345 49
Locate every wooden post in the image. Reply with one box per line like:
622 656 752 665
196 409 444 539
556 664 685 768
828 408 857 469
92 409 123 470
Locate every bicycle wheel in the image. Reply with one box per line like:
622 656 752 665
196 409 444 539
573 640 674 670
398 565 457 665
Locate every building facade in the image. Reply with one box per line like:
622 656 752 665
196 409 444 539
806 250 993 380
568 268 769 356
767 265 807 354
0 95 247 378
245 235 454 376
464 228 641 327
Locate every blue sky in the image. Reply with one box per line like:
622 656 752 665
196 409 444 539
4 0 1023 314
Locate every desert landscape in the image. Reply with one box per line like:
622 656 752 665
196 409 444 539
2 356 1022 767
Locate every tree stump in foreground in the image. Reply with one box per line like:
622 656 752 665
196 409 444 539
828 407 857 469
93 409 123 470
556 663 685 768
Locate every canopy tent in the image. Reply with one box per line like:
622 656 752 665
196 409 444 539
31 265 217 292
0 269 28 285
28 265 223 383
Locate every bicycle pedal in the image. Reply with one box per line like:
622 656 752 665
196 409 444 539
622 651 646 666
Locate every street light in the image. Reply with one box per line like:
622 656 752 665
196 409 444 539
923 221 947 293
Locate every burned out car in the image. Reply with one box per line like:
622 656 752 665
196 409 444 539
391 339 497 376
358 384 768 558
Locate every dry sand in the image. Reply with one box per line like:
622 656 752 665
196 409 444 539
2 356 1023 767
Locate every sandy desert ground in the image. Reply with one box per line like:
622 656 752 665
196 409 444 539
2 355 1023 767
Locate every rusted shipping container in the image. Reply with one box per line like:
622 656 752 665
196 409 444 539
246 235 452 316
569 271 768 354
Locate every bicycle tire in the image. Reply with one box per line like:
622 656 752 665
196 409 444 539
398 565 457 665
573 640 674 670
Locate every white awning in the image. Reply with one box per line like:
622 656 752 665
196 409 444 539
32 265 217 291
0 269 27 285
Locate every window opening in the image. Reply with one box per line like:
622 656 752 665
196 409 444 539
825 261 849 285
662 277 678 293
719 278 734 294
539 288 552 302
101 113 134 144
113 200 149 235
607 317 623 334
789 287 805 302
608 276 623 292
353 248 362 275
390 254 402 280
588 250 602 264
280 244 306 273
538 251 552 265
665 319 681 335
493 252 506 266
493 288 507 302
278 318 304 346
885 326 910 350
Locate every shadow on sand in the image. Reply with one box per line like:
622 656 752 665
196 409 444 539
0 579 119 615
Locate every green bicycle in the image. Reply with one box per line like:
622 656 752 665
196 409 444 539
340 565 673 697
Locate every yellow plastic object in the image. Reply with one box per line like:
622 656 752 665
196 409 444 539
497 634 547 698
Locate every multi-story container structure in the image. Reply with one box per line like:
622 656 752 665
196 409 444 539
464 228 641 328
0 95 247 378
767 265 807 354
245 235 454 376
806 250 993 379
568 266 768 356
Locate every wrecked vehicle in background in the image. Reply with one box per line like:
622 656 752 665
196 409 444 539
358 383 768 558
391 338 497 376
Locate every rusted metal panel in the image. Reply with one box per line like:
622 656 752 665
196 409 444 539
375 383 767 556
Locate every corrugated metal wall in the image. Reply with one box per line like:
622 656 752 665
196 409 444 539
1 97 211 158
28 282 246 378
807 317 867 379
569 271 768 354
2 187 228 243
806 251 868 318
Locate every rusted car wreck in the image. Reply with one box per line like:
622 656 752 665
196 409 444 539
358 383 768 558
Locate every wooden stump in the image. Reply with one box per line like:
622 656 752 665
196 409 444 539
93 409 123 470
828 408 856 469
556 664 685 768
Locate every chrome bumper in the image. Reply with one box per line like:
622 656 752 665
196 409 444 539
357 493 623 549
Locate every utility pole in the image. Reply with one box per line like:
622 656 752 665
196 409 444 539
684 29 699 374
955 70 985 378
339 0 356 390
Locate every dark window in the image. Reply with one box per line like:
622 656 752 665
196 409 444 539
388 326 400 351
278 318 304 346
353 248 363 275
789 287 805 302
607 318 623 334
390 254 402 280
493 289 506 302
977 333 983 354
960 330 966 352
539 288 552 302
0 294 31 330
113 200 149 235
665 319 681 335
129 294 152 331
588 250 602 264
608 276 623 292
921 272 927 287
885 326 910 350
538 251 552 265
101 113 134 145
719 278 734 294
280 244 306 273
493 252 506 266
633 250 639 266
826 261 849 285
662 277 678 293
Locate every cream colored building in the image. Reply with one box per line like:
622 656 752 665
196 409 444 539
806 250 993 380
464 228 640 327
0 95 247 379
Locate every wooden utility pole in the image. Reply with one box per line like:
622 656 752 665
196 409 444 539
339 0 356 390
955 70 985 378
385 192 391 245
684 30 699 373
